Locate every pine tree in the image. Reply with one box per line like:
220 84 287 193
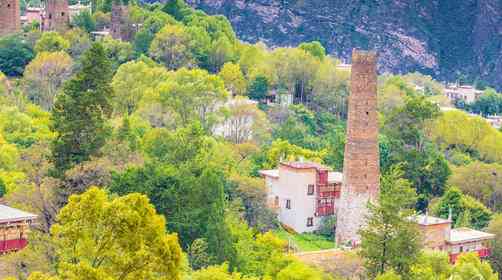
51 43 113 175
359 167 423 279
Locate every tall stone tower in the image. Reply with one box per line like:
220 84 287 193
0 0 21 36
111 1 132 41
43 0 69 32
336 50 379 246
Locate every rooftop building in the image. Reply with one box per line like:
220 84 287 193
412 214 494 263
260 161 342 233
0 205 37 254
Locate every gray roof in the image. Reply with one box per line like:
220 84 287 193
0 205 37 223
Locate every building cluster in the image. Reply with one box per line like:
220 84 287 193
0 205 37 254
260 50 494 263
444 84 484 104
0 0 133 41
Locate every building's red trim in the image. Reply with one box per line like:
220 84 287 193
448 248 491 263
0 239 28 253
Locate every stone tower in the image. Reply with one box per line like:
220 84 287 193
336 50 380 246
111 1 132 41
43 0 69 32
0 0 21 36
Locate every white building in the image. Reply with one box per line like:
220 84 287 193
259 161 342 233
444 84 483 104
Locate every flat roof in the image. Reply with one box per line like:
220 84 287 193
448 227 495 244
411 214 451 226
0 205 37 224
258 169 343 183
259 169 279 179
328 172 343 183
280 161 330 171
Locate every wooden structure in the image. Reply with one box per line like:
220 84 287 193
0 205 37 254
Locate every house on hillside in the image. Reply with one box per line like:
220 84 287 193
412 214 494 263
444 84 483 104
0 205 37 254
259 161 342 233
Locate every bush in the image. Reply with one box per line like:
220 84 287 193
318 216 337 238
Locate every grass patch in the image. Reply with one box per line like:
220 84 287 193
273 228 335 252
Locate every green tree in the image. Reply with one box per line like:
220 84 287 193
487 214 502 275
298 41 326 61
110 124 232 264
49 187 183 280
51 43 113 174
247 75 269 101
34 32 70 53
162 0 191 21
0 35 34 76
0 177 6 198
433 187 492 229
359 167 422 279
411 250 452 280
71 10 96 33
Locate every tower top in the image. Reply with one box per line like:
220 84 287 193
352 50 377 65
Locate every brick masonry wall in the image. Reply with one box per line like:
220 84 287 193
43 0 69 32
0 0 21 36
336 50 380 245
111 2 134 41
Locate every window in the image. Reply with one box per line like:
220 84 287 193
285 199 291 209
307 217 313 227
61 12 65 16
307 184 315 195
274 196 279 207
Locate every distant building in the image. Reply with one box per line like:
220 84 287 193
21 7 44 26
412 214 494 263
0 205 37 254
444 84 483 104
486 115 502 129
260 161 342 233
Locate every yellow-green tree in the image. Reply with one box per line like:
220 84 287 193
219 62 247 96
149 25 194 70
34 32 70 53
488 214 502 275
24 51 73 110
451 253 498 280
153 68 228 129
49 187 183 280
111 60 169 115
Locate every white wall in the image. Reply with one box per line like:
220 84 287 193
267 167 320 233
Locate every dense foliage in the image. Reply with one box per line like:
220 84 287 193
0 1 501 279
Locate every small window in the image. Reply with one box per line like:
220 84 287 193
307 184 315 195
61 12 65 16
460 246 463 253
307 217 313 227
286 199 291 209
366 111 369 115
8 4 11 7
49 13 52 19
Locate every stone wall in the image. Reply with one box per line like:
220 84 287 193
0 0 21 36
43 0 69 32
336 50 379 245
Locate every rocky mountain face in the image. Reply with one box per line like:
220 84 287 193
186 0 502 90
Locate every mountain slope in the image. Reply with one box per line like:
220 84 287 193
186 0 502 90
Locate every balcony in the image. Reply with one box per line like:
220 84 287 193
316 184 341 199
316 202 335 217
0 238 28 254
